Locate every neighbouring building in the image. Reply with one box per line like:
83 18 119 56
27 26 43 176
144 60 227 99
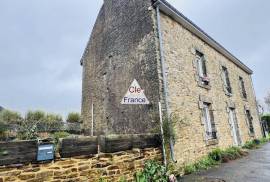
81 0 262 166
0 106 4 112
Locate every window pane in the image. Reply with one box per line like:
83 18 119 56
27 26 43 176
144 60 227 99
240 77 247 98
246 110 254 134
202 58 207 77
203 103 216 140
197 58 204 77
222 66 232 94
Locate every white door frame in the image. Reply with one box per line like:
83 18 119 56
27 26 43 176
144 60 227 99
229 109 240 146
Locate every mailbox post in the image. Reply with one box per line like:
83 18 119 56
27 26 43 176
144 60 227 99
37 139 54 162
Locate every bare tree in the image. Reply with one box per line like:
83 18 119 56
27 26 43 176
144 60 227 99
265 92 270 111
257 99 264 115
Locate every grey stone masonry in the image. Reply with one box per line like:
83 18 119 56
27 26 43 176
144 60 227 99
81 0 161 136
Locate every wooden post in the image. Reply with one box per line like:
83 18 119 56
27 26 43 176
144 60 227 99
91 102 94 136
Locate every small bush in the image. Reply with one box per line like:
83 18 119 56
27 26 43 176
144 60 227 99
221 147 242 162
243 140 257 149
253 139 260 145
260 137 270 144
66 112 81 123
184 146 247 175
135 160 167 182
195 157 217 170
184 164 197 175
119 176 127 182
208 148 223 162
184 156 218 175
52 131 70 144
243 137 269 150
0 109 23 125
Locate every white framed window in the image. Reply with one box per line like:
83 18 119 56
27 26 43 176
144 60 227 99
228 108 241 146
202 102 217 140
245 109 254 135
196 51 209 85
222 66 232 94
239 76 247 99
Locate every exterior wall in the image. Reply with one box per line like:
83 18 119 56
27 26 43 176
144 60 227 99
0 148 162 182
81 0 160 136
159 13 262 166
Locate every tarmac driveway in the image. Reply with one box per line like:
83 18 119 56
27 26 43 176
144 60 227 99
180 143 270 182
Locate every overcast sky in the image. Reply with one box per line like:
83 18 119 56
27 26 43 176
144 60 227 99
0 0 269 116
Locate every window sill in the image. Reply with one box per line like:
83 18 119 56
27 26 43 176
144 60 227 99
225 92 233 97
198 82 211 90
206 139 219 146
242 98 248 102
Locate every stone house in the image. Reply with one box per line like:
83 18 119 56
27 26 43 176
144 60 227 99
81 0 262 166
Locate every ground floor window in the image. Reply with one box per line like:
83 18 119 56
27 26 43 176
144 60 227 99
202 102 217 140
228 108 241 146
245 109 255 135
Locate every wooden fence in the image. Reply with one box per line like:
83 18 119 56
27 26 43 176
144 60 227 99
0 134 161 166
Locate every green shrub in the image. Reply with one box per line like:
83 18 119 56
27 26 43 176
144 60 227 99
0 109 23 125
0 121 7 133
195 157 217 170
243 140 257 149
135 160 167 182
242 137 269 150
66 112 81 123
119 176 127 182
221 147 242 161
260 137 270 144
184 164 197 175
208 148 223 162
52 131 70 143
184 147 246 175
184 156 218 175
18 119 39 140
0 122 8 141
99 178 107 182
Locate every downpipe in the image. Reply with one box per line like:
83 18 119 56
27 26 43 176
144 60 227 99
155 3 177 163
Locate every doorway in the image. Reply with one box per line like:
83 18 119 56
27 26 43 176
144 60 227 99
229 108 241 146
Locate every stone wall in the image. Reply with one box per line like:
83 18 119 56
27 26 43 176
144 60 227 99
0 148 162 182
81 0 161 136
159 12 262 166
80 0 262 169
0 134 161 166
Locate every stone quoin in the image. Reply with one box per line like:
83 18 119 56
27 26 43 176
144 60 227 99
81 0 263 167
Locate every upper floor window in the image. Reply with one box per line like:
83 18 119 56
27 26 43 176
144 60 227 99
222 66 232 94
196 51 209 85
239 76 247 99
202 102 217 140
245 109 254 135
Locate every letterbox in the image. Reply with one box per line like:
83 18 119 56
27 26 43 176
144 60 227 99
37 141 54 161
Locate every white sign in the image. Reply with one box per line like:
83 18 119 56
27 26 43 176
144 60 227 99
121 79 149 105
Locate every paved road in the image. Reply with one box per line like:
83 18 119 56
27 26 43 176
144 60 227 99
180 143 270 182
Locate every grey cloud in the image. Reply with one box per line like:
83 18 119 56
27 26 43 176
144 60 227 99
0 0 103 116
0 0 269 115
168 0 270 105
